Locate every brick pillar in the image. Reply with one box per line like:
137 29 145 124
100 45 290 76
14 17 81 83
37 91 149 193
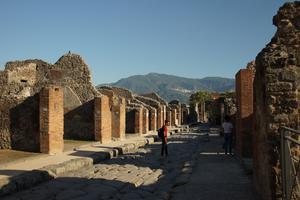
134 107 143 134
163 105 166 122
40 86 64 154
142 108 149 134
157 105 163 129
149 109 157 131
166 110 172 125
111 97 126 140
177 105 182 125
171 108 177 126
94 95 112 143
235 69 254 158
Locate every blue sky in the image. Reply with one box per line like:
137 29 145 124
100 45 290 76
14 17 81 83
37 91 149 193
0 0 291 84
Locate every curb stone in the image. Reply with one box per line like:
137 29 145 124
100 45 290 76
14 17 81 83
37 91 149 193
0 135 155 197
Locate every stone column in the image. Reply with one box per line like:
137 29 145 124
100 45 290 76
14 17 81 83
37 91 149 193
166 109 172 125
236 69 254 159
171 108 177 126
134 107 143 134
94 95 112 143
149 109 157 131
111 97 126 140
39 86 64 154
157 105 163 129
177 105 182 125
142 108 149 134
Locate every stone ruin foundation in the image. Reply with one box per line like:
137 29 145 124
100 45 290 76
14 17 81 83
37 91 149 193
0 53 115 153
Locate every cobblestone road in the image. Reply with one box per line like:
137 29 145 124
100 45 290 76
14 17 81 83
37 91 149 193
3 132 202 200
2 130 258 200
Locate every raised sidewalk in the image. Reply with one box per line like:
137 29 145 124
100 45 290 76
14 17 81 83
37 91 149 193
0 133 156 197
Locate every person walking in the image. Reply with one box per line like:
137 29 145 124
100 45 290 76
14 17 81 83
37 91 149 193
161 120 169 157
222 115 233 155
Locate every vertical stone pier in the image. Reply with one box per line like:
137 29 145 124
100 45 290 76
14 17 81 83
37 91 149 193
39 86 64 154
166 109 172 126
134 107 143 134
236 69 254 159
171 108 177 126
142 108 149 134
94 95 112 143
149 109 157 131
111 97 126 140
157 105 164 129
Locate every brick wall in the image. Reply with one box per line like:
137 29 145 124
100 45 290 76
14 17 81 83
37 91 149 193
39 86 64 154
94 95 112 143
235 69 254 158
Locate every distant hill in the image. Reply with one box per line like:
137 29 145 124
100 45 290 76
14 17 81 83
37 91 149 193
98 73 235 103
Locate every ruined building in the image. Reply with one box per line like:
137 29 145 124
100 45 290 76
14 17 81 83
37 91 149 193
234 2 300 199
0 53 111 153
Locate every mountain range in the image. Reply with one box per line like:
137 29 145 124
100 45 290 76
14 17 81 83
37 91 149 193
98 73 235 103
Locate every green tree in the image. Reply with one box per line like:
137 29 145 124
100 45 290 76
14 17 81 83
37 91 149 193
189 91 211 105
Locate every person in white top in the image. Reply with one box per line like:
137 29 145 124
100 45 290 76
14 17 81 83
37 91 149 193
222 115 233 155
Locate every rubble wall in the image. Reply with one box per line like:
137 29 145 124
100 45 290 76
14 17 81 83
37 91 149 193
253 2 300 199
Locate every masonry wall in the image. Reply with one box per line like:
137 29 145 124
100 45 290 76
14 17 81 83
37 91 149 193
39 86 64 154
94 95 111 143
235 69 254 159
253 2 300 200
0 96 39 151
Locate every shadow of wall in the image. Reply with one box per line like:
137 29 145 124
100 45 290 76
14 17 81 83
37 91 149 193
64 99 94 140
9 94 40 152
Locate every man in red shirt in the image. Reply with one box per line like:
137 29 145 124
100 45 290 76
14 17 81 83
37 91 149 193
161 120 169 157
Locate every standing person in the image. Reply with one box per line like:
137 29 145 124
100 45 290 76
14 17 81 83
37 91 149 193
161 120 169 157
222 115 233 155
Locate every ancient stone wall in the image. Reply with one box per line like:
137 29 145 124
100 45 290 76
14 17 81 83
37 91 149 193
100 86 134 100
0 53 101 150
141 93 168 106
253 2 300 200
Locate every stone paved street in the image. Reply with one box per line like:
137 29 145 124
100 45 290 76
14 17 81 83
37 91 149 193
2 130 258 200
